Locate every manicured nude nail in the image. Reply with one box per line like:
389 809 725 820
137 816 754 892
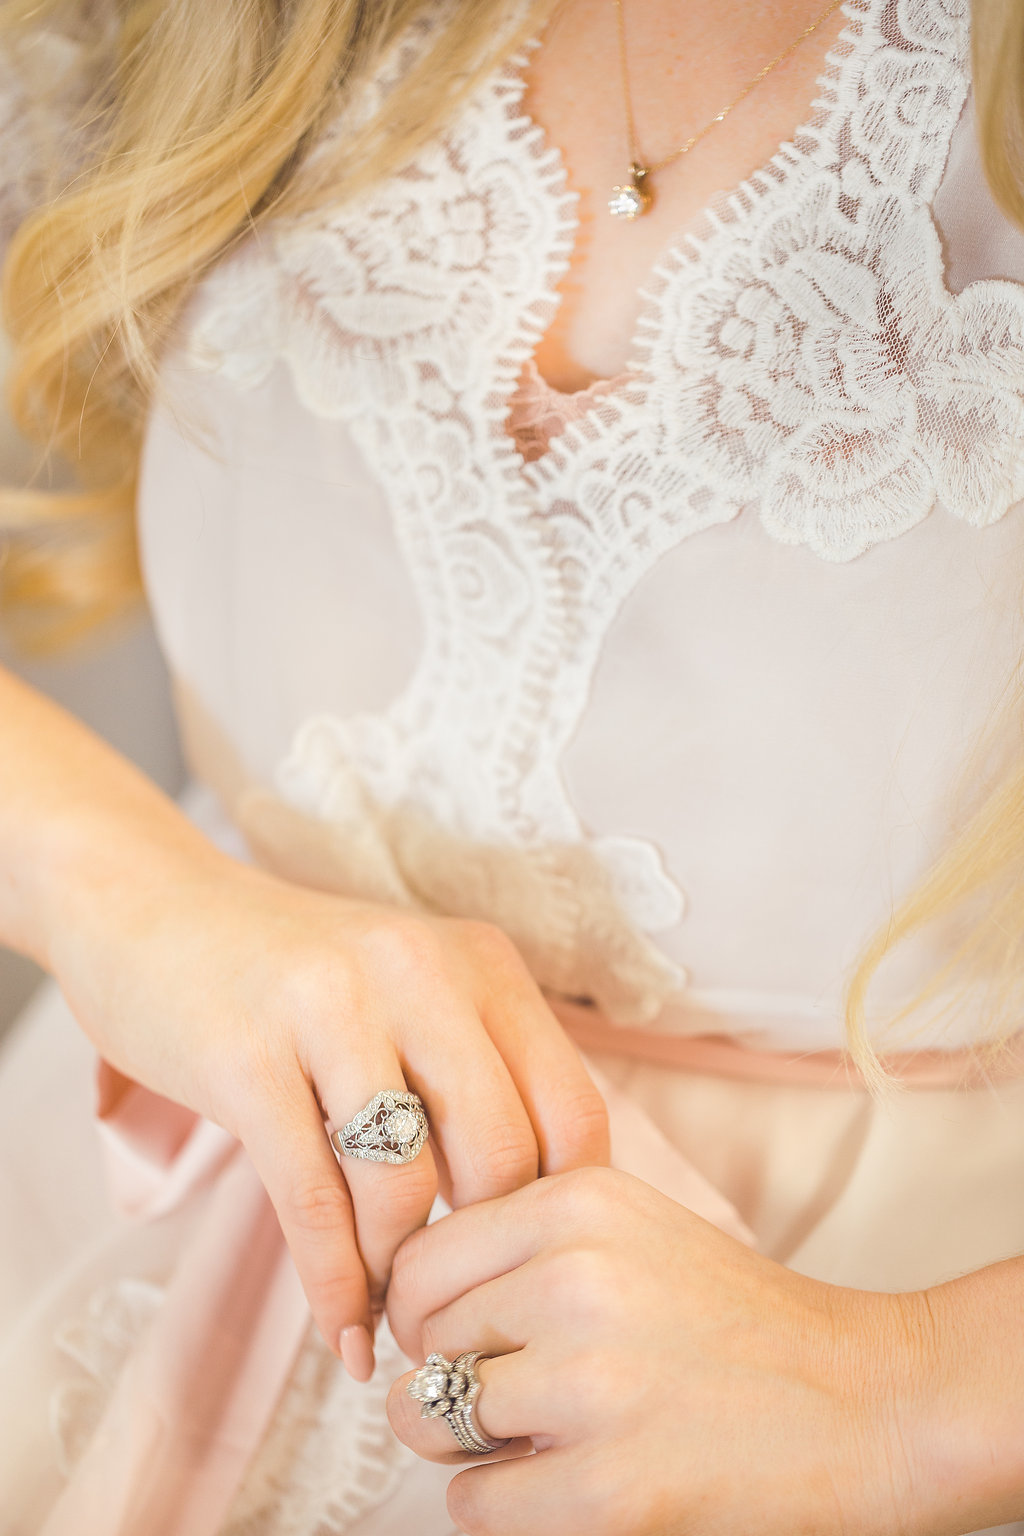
339 1324 375 1383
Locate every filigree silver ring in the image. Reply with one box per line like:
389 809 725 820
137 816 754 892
407 1351 509 1455
330 1090 429 1165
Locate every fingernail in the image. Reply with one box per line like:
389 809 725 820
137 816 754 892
339 1324 375 1383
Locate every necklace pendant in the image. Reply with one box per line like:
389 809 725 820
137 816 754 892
608 163 653 220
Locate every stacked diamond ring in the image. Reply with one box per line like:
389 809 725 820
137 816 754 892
407 1351 509 1455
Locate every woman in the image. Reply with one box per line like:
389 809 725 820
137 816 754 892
0 0 1022 1529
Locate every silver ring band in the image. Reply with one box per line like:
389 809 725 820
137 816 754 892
330 1090 428 1165
408 1350 509 1455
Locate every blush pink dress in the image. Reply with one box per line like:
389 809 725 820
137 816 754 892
2 1 1024 1531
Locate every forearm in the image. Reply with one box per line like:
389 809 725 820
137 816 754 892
908 1254 1024 1532
0 661 220 971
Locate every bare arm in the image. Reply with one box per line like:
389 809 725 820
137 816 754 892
0 661 221 972
0 661 608 1371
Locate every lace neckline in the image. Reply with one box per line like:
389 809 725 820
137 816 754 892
507 357 627 462
185 0 1024 1025
508 0 866 440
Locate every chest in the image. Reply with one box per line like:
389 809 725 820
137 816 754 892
520 0 849 387
186 0 1024 575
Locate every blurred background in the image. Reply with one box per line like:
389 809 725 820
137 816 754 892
0 336 185 1040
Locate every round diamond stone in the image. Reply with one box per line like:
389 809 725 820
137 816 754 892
385 1107 420 1145
411 1364 449 1403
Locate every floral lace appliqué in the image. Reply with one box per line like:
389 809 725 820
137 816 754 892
184 0 1024 1025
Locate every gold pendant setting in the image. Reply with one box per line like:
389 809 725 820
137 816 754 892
609 163 653 220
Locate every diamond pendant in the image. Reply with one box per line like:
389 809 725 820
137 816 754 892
609 164 653 220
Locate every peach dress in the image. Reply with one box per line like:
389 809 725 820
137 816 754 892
2 0 1024 1531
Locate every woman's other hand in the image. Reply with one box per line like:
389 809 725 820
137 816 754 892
386 1166 1024 1536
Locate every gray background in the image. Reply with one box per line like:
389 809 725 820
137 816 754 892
0 337 184 1038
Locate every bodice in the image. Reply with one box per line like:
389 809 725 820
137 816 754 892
138 0 1024 1051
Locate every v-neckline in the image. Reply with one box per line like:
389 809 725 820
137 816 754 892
500 0 871 465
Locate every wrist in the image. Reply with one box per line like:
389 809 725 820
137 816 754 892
896 1261 1024 1533
30 785 227 981
0 666 226 972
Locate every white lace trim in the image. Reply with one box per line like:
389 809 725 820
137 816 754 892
49 1277 164 1477
507 359 627 463
49 1278 415 1536
218 1321 415 1536
183 0 1024 1025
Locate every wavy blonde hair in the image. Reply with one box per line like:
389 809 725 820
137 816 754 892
1 0 1024 1074
0 0 547 641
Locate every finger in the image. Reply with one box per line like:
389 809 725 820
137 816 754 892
318 1047 439 1319
429 1135 454 1210
454 925 610 1176
388 1351 543 1464
482 987 610 1174
448 1445 586 1536
398 1005 540 1208
241 1076 371 1361
421 1262 541 1362
388 1177 558 1354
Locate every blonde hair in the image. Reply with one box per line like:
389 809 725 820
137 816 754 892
0 0 547 643
843 0 1024 1083
2 0 1024 1072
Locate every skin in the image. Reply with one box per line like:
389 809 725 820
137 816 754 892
0 0 1020 1523
386 1168 1024 1536
522 0 849 388
0 665 609 1372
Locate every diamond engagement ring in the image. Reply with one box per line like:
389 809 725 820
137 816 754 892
408 1351 509 1456
330 1090 429 1165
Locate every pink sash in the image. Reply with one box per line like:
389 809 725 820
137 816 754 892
551 996 1024 1089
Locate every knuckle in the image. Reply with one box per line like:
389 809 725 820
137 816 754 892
551 1081 610 1161
278 955 357 1031
285 1174 351 1238
540 1163 623 1220
457 918 521 969
540 1243 621 1323
360 916 446 988
465 1120 538 1198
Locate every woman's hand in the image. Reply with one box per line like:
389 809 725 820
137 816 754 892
43 828 609 1376
386 1167 1024 1536
0 665 607 1374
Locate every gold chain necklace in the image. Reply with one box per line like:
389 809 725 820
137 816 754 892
609 0 844 219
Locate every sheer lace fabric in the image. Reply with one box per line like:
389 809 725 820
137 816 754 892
45 1273 423 1536
506 360 626 463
